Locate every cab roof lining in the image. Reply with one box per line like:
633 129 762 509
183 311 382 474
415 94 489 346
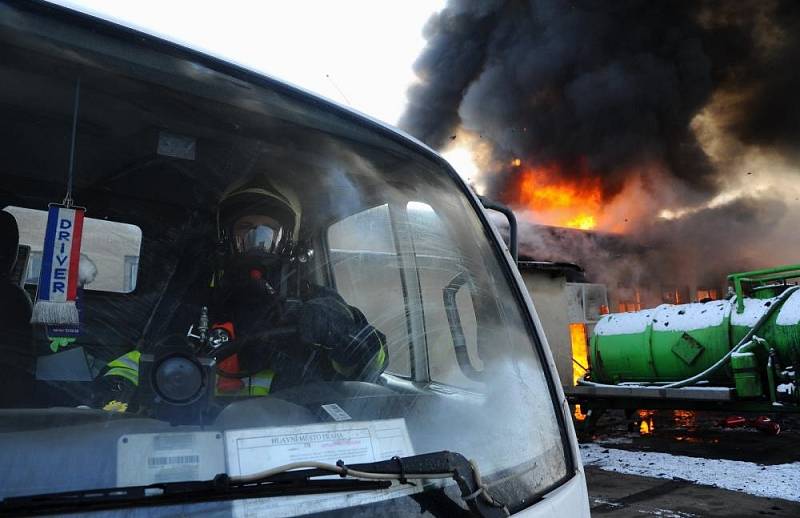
0 5 446 232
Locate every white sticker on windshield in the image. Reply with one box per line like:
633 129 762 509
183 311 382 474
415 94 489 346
321 403 352 421
116 432 225 486
225 418 417 517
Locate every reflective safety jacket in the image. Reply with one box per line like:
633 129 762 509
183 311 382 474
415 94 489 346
102 286 387 398
104 350 277 396
103 336 386 397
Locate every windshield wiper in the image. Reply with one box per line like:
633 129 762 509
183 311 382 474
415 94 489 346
0 451 509 517
0 477 389 516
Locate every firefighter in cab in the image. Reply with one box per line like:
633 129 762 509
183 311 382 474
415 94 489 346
99 176 387 411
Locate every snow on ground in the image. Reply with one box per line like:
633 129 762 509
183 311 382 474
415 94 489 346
580 443 800 502
590 497 699 518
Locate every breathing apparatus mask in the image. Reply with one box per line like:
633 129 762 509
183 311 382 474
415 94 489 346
217 186 297 296
232 215 282 258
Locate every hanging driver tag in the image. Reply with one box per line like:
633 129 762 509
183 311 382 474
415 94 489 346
31 205 85 325
32 78 85 327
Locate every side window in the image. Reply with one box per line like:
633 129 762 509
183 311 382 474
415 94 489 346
25 251 43 285
407 202 482 387
123 256 139 293
327 204 410 377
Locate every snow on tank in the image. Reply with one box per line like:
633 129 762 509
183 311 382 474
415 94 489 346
730 296 779 327
595 300 734 336
594 282 800 337
776 289 800 326
594 311 651 336
651 300 729 332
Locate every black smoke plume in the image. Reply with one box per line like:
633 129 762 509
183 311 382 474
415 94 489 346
402 0 800 196
401 0 800 299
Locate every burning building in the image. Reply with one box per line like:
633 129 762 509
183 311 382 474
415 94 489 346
513 222 728 312
401 0 800 307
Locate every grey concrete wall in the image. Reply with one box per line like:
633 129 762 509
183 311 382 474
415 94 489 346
520 271 573 387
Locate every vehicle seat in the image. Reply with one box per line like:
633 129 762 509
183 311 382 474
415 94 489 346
0 210 35 407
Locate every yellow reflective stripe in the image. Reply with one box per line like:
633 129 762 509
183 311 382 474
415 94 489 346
331 359 356 377
104 351 141 386
374 342 387 369
331 329 387 377
214 370 274 397
373 328 387 367
107 351 141 371
248 370 274 396
362 333 388 374
104 367 139 386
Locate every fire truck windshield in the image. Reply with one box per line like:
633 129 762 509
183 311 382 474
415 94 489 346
0 3 574 516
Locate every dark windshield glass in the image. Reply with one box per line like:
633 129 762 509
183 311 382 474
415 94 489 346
0 3 569 515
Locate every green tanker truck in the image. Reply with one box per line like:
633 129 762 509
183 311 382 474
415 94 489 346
568 265 800 423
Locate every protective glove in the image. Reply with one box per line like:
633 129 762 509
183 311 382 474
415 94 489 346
92 374 137 412
298 297 355 352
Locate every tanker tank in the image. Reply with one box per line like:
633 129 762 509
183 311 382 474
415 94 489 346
585 265 800 407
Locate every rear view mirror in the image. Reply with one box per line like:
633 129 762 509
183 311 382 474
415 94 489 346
478 196 518 264
5 206 142 293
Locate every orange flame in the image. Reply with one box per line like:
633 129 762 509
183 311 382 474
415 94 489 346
672 410 697 429
513 162 603 230
569 323 589 386
570 323 589 421
565 214 597 230
638 410 656 435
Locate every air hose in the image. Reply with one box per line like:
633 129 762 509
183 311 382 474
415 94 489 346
577 285 799 389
